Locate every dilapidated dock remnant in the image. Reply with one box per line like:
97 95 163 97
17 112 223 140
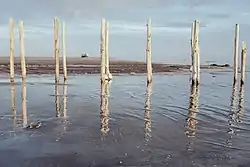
240 42 247 86
19 21 26 81
9 18 15 83
62 21 68 81
146 18 152 84
233 24 240 85
190 20 200 85
54 17 60 84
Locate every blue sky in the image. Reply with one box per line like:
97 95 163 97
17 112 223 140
0 0 250 64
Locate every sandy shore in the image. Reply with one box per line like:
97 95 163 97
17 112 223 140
0 57 231 75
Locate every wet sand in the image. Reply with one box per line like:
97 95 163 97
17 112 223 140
0 57 230 75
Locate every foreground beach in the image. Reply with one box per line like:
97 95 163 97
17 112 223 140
0 57 230 75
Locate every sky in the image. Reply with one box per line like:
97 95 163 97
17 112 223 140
0 0 250 64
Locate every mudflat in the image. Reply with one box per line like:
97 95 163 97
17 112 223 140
0 57 230 75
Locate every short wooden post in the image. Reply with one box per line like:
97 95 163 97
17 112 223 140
62 21 68 81
105 21 112 81
100 18 106 85
233 24 239 84
22 79 27 127
240 42 247 85
146 18 152 84
19 21 26 80
54 17 60 84
9 18 15 83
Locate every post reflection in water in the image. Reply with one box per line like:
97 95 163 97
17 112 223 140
185 83 199 137
228 83 237 136
227 83 245 147
22 79 27 128
10 83 16 127
144 83 152 141
238 84 245 120
55 83 60 117
100 80 111 136
63 80 68 118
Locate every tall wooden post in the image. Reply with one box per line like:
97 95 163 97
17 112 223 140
105 21 112 80
190 22 195 73
62 21 67 81
240 42 247 85
19 21 26 80
233 24 239 84
9 18 15 83
54 17 60 84
100 18 106 85
195 20 200 84
146 18 152 84
192 20 199 85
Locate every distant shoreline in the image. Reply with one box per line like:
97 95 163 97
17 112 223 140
0 57 231 75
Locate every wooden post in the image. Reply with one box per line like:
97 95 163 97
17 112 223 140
19 21 26 80
146 18 152 84
105 21 112 81
233 24 239 84
9 18 15 83
195 20 200 84
190 22 195 73
100 18 106 85
192 20 199 84
240 42 247 85
54 17 60 84
22 79 27 127
62 21 67 81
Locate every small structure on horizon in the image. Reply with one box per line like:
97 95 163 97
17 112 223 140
81 53 89 58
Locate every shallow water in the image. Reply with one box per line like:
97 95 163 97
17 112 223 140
0 71 250 167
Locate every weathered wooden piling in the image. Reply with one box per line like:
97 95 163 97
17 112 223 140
146 18 152 84
191 20 200 84
54 17 60 84
233 24 239 84
62 21 68 81
240 42 247 85
105 21 112 81
19 21 26 80
195 20 200 84
9 18 15 83
190 22 195 74
100 18 106 85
